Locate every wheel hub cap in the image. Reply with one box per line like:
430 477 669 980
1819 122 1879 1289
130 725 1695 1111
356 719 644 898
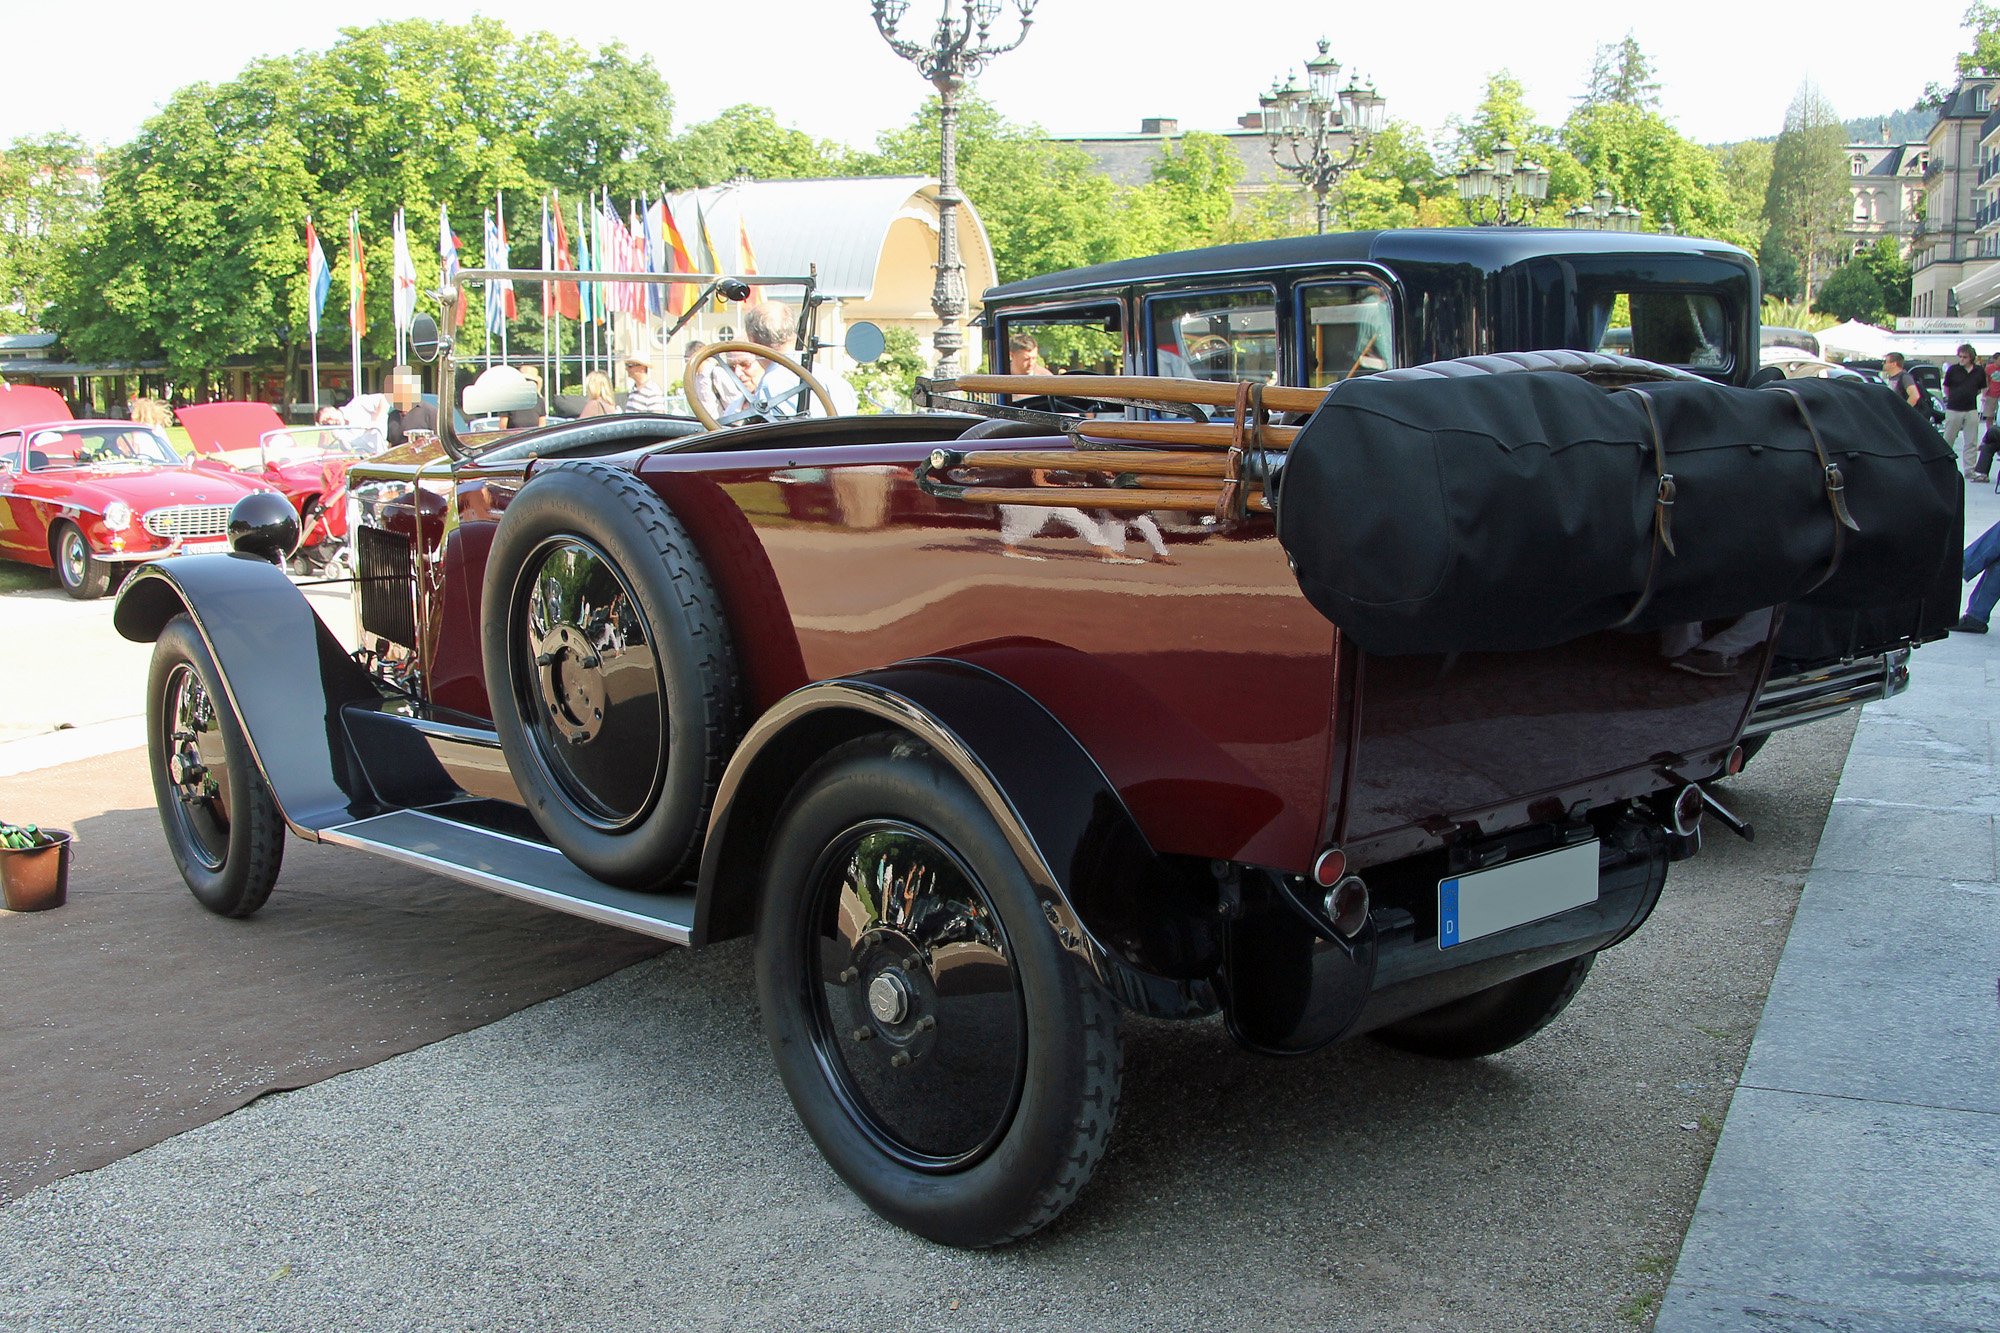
161 665 231 869
867 971 912 1025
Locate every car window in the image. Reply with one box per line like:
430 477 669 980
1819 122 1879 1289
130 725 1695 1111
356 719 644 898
1148 288 1278 382
997 305 1123 377
25 425 180 470
1299 282 1396 386
1590 292 1729 369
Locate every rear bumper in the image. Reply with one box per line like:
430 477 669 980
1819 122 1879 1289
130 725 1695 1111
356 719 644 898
1745 648 1910 738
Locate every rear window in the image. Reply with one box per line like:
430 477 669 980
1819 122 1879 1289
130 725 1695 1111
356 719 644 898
1149 288 1278 382
1592 292 1729 368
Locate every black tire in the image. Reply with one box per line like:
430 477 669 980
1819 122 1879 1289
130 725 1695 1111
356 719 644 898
755 733 1123 1248
1371 953 1595 1060
146 614 285 917
482 461 739 889
52 522 110 600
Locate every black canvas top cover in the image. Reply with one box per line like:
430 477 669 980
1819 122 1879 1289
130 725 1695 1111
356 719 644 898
1276 370 1959 656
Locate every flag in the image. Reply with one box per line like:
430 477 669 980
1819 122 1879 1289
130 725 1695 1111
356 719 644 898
347 211 365 336
438 203 464 327
640 196 663 318
551 195 579 320
738 211 759 280
306 218 331 338
496 194 516 319
391 208 417 336
695 193 727 312
575 199 594 324
659 197 696 318
484 206 515 335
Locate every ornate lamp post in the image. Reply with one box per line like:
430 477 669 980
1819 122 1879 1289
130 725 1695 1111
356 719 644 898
1454 138 1550 225
1259 39 1386 235
869 0 1036 378
1564 187 1645 232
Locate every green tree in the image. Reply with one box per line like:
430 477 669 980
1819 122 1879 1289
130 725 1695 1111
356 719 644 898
846 324 927 411
1334 121 1454 231
1861 233 1913 318
1813 258 1886 322
1759 223 1804 303
1579 33 1661 110
1764 82 1848 298
1445 72 1588 221
1960 2 2000 75
1711 140 1773 239
668 104 853 187
1118 132 1240 256
0 134 99 335
861 94 1122 283
1562 102 1746 243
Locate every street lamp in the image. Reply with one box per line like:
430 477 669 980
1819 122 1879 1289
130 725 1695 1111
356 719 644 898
1454 138 1549 226
1259 39 1386 235
1565 187 1645 232
869 0 1037 378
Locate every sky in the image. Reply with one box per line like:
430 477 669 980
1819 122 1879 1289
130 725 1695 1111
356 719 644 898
0 0 1970 153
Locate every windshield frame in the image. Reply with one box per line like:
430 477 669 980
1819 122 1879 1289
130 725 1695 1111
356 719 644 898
257 424 384 468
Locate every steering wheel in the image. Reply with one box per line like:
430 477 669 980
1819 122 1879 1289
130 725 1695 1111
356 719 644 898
683 340 838 430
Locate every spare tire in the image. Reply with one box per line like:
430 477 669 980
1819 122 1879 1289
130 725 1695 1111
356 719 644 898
482 461 741 889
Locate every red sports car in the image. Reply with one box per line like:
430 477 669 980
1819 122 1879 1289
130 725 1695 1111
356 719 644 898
0 385 276 599
179 401 384 570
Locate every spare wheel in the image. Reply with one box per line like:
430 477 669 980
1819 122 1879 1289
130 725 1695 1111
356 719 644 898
481 461 741 888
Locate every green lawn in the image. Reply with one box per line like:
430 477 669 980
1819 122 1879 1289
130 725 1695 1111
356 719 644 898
0 563 50 595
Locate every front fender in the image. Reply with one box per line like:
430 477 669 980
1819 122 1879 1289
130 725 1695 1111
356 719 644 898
693 658 1219 1018
113 555 383 837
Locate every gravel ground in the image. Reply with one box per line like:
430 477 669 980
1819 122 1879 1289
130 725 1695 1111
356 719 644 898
0 716 1855 1333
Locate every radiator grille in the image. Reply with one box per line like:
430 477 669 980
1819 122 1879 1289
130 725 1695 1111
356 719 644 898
142 504 234 539
356 525 417 649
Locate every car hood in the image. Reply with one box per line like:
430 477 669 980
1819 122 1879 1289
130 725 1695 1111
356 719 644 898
50 466 274 513
176 401 286 454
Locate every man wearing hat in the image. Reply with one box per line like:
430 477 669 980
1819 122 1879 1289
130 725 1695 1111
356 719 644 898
624 355 666 415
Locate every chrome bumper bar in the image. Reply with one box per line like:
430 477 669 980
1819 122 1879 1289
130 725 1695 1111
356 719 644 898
1745 647 1912 738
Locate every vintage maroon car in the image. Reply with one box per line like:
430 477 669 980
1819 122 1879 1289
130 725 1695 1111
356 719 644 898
0 385 276 598
178 401 383 570
109 241 1956 1247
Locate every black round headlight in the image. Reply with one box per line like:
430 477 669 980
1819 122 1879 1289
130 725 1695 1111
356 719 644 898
228 491 300 565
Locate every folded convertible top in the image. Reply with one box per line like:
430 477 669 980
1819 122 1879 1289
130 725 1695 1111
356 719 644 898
1275 369 1960 656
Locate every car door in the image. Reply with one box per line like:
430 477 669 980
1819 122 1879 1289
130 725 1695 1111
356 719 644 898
0 432 31 560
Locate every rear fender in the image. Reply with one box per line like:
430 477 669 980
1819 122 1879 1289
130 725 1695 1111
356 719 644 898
112 555 385 837
693 658 1219 1018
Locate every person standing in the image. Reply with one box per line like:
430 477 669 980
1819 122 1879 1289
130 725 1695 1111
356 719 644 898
384 366 437 445
1883 352 1924 411
623 356 666 414
1944 343 1988 476
577 371 617 418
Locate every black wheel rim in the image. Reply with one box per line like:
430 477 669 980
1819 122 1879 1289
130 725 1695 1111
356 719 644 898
513 537 665 829
161 663 232 870
802 821 1027 1170
58 529 87 588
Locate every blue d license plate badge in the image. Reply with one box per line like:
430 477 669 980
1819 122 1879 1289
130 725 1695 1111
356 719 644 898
1438 840 1600 949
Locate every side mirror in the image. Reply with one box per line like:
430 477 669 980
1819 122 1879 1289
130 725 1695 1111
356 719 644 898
411 313 442 364
844 321 886 366
717 278 752 303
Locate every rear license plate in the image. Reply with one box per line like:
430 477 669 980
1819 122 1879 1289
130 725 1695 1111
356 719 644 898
1439 840 1599 949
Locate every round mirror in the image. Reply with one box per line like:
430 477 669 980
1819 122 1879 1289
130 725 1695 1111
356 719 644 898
411 313 442 364
844 321 887 366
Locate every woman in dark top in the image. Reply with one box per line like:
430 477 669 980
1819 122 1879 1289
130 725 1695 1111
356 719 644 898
1944 343 1988 478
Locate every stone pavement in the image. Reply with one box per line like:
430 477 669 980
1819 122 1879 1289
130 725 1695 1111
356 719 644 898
1657 484 2000 1332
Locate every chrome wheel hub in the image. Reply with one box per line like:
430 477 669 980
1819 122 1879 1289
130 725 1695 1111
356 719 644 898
867 971 912 1025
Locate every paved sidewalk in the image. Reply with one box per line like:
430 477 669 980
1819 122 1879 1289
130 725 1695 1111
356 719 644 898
1657 488 2000 1332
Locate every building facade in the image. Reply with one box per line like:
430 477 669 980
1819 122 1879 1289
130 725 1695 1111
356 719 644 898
1843 132 1927 258
1913 79 1998 318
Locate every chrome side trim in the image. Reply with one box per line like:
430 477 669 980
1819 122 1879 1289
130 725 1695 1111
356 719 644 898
1744 649 1909 738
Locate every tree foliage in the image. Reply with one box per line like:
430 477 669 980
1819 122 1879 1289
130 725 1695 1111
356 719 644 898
1816 235 1913 323
1960 2 2000 76
1710 140 1774 240
1564 102 1746 244
1578 33 1662 111
669 105 853 186
0 134 98 335
1764 82 1849 298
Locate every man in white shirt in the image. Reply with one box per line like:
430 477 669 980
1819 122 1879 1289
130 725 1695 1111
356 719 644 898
624 356 667 414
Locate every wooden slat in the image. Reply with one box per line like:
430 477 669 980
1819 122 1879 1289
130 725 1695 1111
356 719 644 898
947 374 1326 414
1070 420 1299 447
955 449 1230 478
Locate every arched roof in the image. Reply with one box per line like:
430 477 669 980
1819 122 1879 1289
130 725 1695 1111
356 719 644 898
660 177 994 303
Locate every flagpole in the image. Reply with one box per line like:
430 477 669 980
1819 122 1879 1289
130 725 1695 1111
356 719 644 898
542 194 552 398
349 210 363 401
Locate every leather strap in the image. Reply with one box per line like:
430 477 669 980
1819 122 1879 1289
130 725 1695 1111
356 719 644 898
1610 386 1677 629
1762 383 1860 596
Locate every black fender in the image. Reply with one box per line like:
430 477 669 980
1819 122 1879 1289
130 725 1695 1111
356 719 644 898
693 658 1220 1019
112 555 384 837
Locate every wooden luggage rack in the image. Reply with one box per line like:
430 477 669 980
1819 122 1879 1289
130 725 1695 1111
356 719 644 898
913 374 1330 519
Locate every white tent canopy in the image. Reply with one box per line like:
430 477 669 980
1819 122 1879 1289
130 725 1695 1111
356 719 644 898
1818 319 1989 361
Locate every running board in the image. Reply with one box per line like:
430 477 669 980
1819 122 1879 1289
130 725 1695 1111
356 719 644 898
319 808 695 943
